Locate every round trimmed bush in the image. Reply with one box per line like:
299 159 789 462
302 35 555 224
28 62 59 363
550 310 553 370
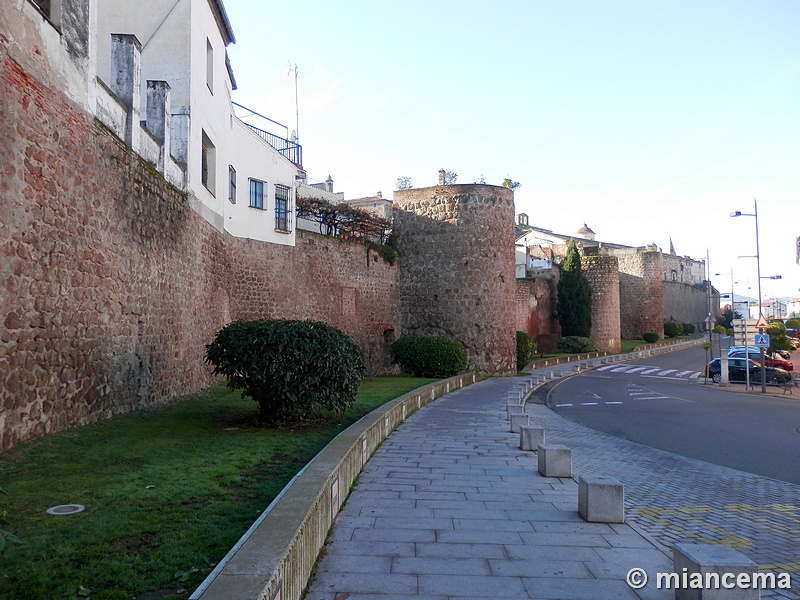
391 335 467 378
205 319 365 422
516 331 535 370
556 336 597 354
663 321 683 338
642 332 659 343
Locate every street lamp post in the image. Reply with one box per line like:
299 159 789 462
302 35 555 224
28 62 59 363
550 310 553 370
731 200 767 393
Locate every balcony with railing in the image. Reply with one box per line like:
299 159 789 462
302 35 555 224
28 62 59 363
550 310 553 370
233 102 303 168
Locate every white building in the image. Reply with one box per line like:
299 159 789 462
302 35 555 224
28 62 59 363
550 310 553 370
94 0 304 245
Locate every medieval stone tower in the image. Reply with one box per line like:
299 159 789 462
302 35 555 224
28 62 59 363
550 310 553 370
393 182 517 375
581 256 622 353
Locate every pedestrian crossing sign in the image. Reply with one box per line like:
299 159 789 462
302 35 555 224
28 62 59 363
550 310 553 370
754 333 770 348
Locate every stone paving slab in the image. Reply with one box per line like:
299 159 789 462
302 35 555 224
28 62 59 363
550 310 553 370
304 377 675 600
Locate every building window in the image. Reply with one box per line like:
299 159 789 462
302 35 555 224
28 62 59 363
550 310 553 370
274 185 291 232
228 166 236 204
206 38 214 93
201 131 216 195
249 179 265 210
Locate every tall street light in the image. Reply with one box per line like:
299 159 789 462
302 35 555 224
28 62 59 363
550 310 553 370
731 199 766 393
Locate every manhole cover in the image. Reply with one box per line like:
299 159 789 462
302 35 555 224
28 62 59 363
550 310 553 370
46 504 85 515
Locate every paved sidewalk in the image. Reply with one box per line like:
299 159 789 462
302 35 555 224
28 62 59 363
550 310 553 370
305 375 676 600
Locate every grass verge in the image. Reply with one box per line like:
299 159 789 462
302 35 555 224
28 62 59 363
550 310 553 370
0 376 437 600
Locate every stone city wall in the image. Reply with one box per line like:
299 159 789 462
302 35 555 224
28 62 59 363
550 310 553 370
582 255 621 353
616 251 664 339
515 275 559 342
393 185 517 375
0 49 399 451
663 280 711 331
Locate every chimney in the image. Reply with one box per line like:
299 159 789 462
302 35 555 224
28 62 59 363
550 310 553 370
110 34 142 149
438 168 446 185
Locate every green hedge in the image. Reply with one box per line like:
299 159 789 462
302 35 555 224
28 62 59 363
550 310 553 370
516 331 535 370
391 335 467 378
557 336 597 353
664 321 684 338
642 332 659 343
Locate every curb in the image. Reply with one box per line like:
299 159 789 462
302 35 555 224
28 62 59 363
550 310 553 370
190 373 480 600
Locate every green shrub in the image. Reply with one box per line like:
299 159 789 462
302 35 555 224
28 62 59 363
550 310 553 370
642 332 659 343
516 331 535 370
785 318 800 329
535 333 558 355
557 336 597 353
682 323 696 335
205 319 365 422
663 321 683 338
713 325 727 335
391 335 467 378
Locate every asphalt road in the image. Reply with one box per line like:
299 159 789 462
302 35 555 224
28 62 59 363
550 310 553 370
538 344 800 485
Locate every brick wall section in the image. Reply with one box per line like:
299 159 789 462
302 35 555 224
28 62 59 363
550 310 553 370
617 251 664 339
515 275 560 340
0 50 398 451
582 256 621 353
393 185 517 375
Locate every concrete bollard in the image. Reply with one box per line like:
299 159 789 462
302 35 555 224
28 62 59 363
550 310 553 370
537 444 571 477
672 543 760 600
519 425 545 451
578 474 624 523
510 412 529 433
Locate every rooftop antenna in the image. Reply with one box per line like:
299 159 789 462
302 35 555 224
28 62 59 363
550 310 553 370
287 61 299 144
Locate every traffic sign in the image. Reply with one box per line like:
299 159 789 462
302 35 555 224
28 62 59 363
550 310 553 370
754 314 769 330
754 333 770 348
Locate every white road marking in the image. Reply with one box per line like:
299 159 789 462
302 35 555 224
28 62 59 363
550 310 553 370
657 369 676 376
555 403 573 407
580 402 598 406
605 401 623 405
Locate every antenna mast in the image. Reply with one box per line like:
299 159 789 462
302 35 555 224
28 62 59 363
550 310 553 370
287 62 299 143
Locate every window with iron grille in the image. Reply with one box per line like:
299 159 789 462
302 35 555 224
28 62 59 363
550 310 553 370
228 166 236 203
249 179 265 210
274 185 291 232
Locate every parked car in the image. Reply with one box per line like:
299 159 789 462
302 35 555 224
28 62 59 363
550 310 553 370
706 358 793 385
728 350 793 371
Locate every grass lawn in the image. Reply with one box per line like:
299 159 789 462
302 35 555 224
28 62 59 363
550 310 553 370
0 376 437 600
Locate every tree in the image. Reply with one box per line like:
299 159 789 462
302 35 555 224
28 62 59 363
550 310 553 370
443 169 458 185
716 305 741 329
395 176 412 190
557 240 592 337
502 178 521 191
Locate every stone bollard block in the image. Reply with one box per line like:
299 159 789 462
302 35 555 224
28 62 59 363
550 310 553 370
578 474 624 523
672 543 760 600
519 425 545 451
510 412 529 433
537 444 571 477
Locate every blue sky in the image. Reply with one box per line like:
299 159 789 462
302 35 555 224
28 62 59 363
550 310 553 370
224 1 800 302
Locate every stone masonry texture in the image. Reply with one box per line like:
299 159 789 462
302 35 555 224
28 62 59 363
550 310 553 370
582 255 622 353
0 47 399 451
393 185 517 376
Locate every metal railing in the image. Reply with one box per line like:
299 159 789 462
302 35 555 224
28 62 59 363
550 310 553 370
233 101 303 167
244 124 303 167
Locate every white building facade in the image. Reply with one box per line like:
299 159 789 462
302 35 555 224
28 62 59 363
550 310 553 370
94 0 303 245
